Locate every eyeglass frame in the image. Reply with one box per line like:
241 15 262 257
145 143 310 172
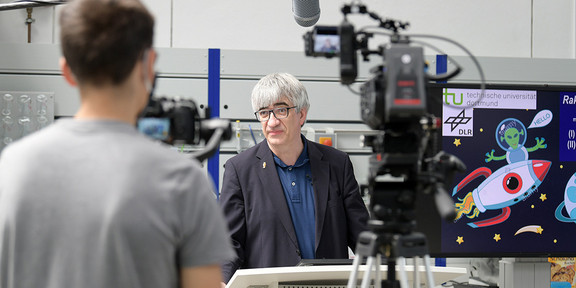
254 106 297 122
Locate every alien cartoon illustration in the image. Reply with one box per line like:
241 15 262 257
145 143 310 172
453 116 552 228
485 118 547 164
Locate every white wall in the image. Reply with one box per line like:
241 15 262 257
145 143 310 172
0 0 574 59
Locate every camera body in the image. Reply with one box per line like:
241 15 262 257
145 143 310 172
138 96 233 161
138 96 201 145
361 44 427 130
304 25 341 58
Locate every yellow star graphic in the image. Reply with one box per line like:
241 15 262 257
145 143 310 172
456 236 464 244
537 226 544 234
494 234 501 242
453 139 461 147
540 194 547 201
480 128 484 133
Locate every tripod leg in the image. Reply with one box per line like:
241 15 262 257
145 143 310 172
361 256 375 288
375 254 382 288
397 257 409 288
413 256 420 288
423 254 435 288
350 231 380 288
347 255 363 288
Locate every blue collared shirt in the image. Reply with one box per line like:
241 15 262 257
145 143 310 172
273 137 316 259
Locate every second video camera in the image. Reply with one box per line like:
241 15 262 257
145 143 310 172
138 96 233 162
138 96 203 145
304 18 427 130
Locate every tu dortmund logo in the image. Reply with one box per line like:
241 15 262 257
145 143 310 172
443 88 463 105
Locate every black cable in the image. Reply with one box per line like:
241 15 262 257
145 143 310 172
346 83 362 95
355 24 487 109
407 33 486 108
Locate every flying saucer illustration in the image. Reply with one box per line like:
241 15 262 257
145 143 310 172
555 172 576 223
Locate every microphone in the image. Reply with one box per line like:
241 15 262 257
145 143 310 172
292 0 320 27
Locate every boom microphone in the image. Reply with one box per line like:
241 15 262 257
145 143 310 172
292 0 320 27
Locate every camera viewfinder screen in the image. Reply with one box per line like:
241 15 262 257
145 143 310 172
138 118 170 141
314 34 340 55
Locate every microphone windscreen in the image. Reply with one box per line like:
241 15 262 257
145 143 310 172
293 0 320 27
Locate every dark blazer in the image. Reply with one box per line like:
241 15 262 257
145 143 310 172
219 137 369 282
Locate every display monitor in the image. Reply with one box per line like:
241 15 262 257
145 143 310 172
415 83 576 257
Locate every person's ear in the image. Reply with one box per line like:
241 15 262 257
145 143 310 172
141 49 157 87
299 107 307 127
59 57 77 87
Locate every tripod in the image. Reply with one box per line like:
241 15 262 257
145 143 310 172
347 220 435 288
349 118 461 288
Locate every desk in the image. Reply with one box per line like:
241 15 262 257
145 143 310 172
227 264 468 288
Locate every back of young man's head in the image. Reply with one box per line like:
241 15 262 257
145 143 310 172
59 0 154 86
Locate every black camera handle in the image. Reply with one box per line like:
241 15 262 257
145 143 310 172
189 118 232 163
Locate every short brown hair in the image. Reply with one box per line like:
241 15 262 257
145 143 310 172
59 0 154 85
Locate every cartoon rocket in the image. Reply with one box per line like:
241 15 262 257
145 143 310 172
452 159 551 228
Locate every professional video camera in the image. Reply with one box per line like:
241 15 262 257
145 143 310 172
138 96 232 162
304 3 474 287
304 1 465 231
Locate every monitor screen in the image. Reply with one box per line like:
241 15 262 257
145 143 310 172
415 83 576 257
314 34 340 55
137 117 170 141
313 26 340 56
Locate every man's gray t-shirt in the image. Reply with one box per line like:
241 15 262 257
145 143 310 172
0 119 234 288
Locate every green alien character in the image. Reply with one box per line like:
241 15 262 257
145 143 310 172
485 118 546 164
